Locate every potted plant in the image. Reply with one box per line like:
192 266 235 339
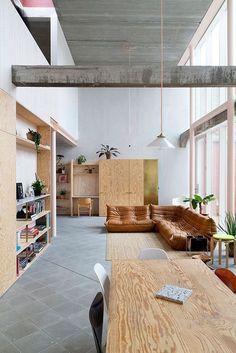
96 144 120 159
183 194 215 215
32 175 45 196
218 212 236 257
60 189 67 199
77 155 87 164
27 129 41 153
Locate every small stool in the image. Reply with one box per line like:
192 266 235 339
211 234 236 268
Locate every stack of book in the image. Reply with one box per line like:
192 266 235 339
20 226 39 239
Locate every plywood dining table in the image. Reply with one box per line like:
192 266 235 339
107 259 236 353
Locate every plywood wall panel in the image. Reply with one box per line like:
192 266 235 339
129 160 144 205
0 90 16 295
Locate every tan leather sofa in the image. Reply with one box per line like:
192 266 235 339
105 205 154 232
105 204 217 251
151 205 217 250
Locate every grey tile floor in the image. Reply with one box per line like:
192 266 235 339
1 216 235 353
0 216 110 353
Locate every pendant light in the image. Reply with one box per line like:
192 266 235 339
148 0 175 149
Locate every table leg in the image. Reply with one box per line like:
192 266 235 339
234 240 236 266
219 240 222 265
211 237 214 264
225 242 229 268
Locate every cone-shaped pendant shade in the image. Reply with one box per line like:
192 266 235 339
148 132 175 149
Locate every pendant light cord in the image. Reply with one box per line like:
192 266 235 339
160 0 164 135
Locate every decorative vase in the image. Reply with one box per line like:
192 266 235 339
34 189 41 197
26 132 33 141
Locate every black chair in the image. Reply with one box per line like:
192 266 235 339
89 292 104 353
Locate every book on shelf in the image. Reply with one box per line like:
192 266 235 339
20 228 39 238
16 199 45 220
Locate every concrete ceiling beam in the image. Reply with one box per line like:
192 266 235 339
12 65 236 88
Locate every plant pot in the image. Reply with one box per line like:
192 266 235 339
34 189 41 197
229 242 235 257
105 152 111 159
26 132 33 141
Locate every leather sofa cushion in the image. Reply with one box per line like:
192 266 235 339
106 205 154 232
151 205 185 222
182 208 216 235
106 205 151 222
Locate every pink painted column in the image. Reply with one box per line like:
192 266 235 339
189 46 195 197
21 0 54 7
227 0 235 213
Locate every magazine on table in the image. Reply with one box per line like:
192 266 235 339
154 284 192 304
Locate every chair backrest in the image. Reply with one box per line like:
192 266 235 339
94 263 110 311
89 292 104 353
139 248 169 260
215 268 236 294
78 197 92 206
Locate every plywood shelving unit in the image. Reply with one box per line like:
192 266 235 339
0 89 17 295
15 102 52 278
16 135 50 151
56 162 71 215
71 161 99 216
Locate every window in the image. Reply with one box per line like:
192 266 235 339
195 123 227 219
193 2 227 121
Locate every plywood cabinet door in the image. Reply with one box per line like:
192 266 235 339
129 160 144 205
99 160 130 216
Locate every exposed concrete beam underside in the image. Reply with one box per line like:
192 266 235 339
53 0 212 66
12 65 236 87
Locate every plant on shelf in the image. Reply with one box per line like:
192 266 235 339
27 129 42 153
57 189 67 199
183 194 215 215
32 175 46 197
218 212 236 257
96 144 120 159
77 155 87 164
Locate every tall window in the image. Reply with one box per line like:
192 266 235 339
194 2 227 121
195 123 227 219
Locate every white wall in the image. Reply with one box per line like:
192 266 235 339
0 0 78 139
58 88 190 204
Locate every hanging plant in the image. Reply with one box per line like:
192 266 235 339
27 129 41 153
96 145 120 159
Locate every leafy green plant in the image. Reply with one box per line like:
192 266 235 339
183 194 215 214
96 144 120 159
218 212 236 237
32 175 45 196
27 129 41 152
77 155 87 164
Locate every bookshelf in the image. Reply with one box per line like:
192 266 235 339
15 103 52 279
